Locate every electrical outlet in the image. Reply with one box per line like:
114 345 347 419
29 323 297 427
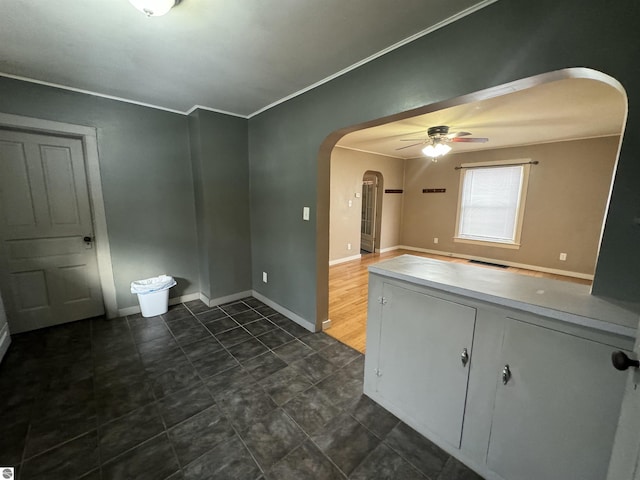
348 200 353 207
347 243 352 250
262 271 268 283
434 237 439 244
559 253 567 261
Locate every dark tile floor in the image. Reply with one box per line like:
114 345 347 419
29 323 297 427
0 296 484 480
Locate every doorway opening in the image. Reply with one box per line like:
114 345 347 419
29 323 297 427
360 171 383 254
321 67 627 352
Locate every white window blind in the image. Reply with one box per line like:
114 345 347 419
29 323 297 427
457 165 525 244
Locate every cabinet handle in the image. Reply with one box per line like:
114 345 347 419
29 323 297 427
502 364 511 385
611 351 640 371
461 348 469 367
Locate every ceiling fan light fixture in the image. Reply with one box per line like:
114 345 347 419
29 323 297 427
422 142 451 158
422 144 436 157
128 0 179 17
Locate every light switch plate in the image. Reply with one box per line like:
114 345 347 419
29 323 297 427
303 207 310 221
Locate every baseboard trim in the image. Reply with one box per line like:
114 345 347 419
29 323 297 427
207 290 253 307
117 288 317 333
329 254 362 266
251 290 317 333
379 245 401 254
199 293 211 306
322 319 332 330
0 323 11 363
398 245 594 280
118 292 201 317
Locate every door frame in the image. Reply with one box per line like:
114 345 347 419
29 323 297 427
0 112 118 319
360 170 383 253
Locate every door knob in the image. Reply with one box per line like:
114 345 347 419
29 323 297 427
611 351 639 371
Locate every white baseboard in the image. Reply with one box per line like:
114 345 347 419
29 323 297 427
322 319 332 330
398 245 594 280
207 290 253 307
118 292 201 317
117 288 318 333
251 290 317 333
0 323 11 363
379 245 401 253
329 254 362 266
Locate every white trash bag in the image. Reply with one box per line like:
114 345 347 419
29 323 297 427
131 274 176 317
130 274 176 295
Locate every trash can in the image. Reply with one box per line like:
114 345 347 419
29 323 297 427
130 275 176 317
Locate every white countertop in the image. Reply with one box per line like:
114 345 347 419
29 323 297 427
369 255 640 338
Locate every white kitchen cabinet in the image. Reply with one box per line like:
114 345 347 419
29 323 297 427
373 282 476 448
487 318 626 480
364 255 638 480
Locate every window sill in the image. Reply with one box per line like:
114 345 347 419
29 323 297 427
454 237 521 250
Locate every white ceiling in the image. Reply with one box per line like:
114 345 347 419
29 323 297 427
336 78 627 159
0 0 494 117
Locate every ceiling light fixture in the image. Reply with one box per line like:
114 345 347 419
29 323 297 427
128 0 180 17
422 141 451 161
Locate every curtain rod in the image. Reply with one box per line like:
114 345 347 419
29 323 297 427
454 160 539 170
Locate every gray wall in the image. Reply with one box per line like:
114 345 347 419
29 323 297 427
0 77 199 309
249 0 640 328
189 109 252 300
2 0 638 327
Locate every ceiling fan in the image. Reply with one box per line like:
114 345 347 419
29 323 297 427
397 125 488 160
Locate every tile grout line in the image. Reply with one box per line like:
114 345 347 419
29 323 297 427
162 301 267 476
180 299 351 477
127 311 183 478
100 302 299 477
274 406 349 479
20 321 101 478
172 301 275 477
10 298 373 480
89 318 103 479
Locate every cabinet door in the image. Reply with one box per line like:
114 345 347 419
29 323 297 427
376 283 476 448
487 319 626 480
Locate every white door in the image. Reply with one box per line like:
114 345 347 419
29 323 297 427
360 174 378 253
607 320 640 480
0 129 104 333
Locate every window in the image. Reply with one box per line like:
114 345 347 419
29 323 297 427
455 160 531 249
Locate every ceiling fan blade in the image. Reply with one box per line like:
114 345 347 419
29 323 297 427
400 139 428 141
451 137 489 143
396 142 424 150
447 131 472 138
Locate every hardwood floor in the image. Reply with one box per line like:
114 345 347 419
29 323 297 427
325 249 592 353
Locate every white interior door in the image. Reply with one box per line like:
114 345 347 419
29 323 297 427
360 174 378 253
0 129 104 333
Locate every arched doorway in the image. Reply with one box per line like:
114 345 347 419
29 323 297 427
319 67 626 343
360 171 383 254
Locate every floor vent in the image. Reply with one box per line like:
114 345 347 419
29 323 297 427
469 259 508 269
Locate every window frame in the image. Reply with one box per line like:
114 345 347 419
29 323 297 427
454 159 531 250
